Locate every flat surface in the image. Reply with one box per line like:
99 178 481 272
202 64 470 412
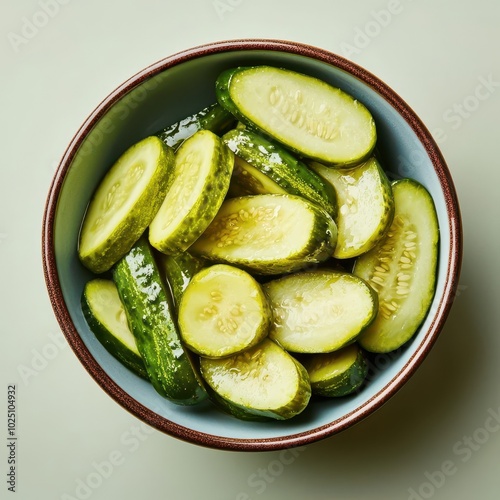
1 1 499 499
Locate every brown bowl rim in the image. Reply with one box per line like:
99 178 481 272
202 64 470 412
42 38 463 452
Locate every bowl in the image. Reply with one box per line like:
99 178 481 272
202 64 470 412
42 39 463 451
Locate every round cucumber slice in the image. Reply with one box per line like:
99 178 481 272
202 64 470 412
216 66 376 166
263 269 378 353
200 339 311 420
81 279 148 379
79 136 175 273
353 178 439 352
189 193 337 275
311 157 394 259
149 129 234 254
178 264 271 358
302 344 368 397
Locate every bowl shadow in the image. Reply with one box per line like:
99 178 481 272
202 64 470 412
278 252 484 490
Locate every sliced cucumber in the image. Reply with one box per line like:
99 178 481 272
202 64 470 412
223 128 337 217
202 386 270 421
113 237 206 405
353 179 439 353
81 279 148 379
227 155 288 197
79 136 174 273
263 270 377 353
178 264 270 358
311 157 394 259
149 130 234 254
156 251 206 311
189 194 337 275
200 339 311 420
216 65 376 166
155 102 236 150
302 344 367 397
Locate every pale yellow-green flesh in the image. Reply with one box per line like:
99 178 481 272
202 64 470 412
85 279 140 355
311 158 393 259
79 137 167 260
149 131 219 247
228 156 288 197
354 179 439 353
306 343 359 384
178 264 269 357
264 270 376 353
230 67 376 164
190 194 318 264
200 339 304 411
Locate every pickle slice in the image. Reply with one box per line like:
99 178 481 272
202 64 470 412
227 156 288 197
353 178 439 353
149 130 234 254
216 65 376 166
311 157 394 259
200 339 311 420
79 136 174 273
302 344 367 397
223 128 337 217
178 264 270 358
263 269 378 353
189 194 337 275
81 279 148 379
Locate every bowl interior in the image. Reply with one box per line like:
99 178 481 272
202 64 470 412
47 42 460 449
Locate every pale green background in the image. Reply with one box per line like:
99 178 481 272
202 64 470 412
1 1 499 499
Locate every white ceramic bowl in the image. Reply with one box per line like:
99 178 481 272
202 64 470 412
42 39 462 451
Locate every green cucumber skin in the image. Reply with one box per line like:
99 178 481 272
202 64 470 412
215 68 241 120
155 103 236 150
113 237 206 405
81 285 149 380
309 350 368 397
223 128 337 219
158 252 206 311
